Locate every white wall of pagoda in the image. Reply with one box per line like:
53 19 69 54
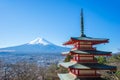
71 54 97 63
73 41 96 50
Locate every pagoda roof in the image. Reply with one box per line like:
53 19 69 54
58 73 76 80
71 37 108 41
58 62 76 68
63 36 109 45
62 50 111 56
59 62 116 70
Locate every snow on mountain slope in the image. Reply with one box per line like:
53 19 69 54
29 37 52 45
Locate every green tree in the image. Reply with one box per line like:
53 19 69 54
97 56 107 64
64 55 72 62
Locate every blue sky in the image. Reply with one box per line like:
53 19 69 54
0 0 120 52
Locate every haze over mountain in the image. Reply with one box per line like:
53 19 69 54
0 37 70 54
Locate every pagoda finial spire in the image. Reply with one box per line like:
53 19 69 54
80 8 86 37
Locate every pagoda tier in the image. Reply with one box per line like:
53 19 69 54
63 37 109 45
62 50 112 56
63 37 109 50
58 62 116 78
62 50 111 63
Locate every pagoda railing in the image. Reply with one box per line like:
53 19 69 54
72 47 96 50
71 59 97 63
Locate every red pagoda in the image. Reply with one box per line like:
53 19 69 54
58 9 116 80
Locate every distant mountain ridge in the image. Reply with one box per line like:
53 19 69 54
0 37 70 54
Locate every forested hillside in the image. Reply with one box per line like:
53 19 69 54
0 53 119 80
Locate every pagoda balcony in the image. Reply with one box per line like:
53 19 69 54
71 55 97 63
70 69 101 78
72 47 96 50
78 60 97 63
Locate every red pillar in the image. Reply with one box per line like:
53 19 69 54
78 69 80 76
95 70 96 76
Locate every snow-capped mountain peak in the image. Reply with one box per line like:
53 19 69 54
28 37 51 45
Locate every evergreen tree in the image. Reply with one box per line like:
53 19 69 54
97 56 106 64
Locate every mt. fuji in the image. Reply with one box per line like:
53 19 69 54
0 37 70 54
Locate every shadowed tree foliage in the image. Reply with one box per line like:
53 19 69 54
64 55 72 62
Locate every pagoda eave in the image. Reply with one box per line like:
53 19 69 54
58 73 76 80
59 62 117 71
63 40 108 45
62 50 112 56
58 73 105 80
62 53 111 56
70 52 112 56
63 37 109 45
69 68 117 71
